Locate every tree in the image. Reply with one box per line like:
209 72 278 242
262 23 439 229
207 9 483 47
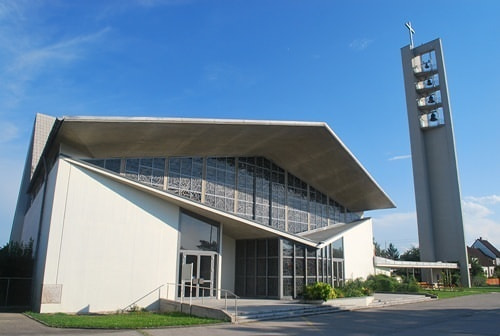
0 240 34 277
469 258 486 286
382 243 400 260
400 246 420 261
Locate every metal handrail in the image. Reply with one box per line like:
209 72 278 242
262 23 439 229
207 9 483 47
164 282 239 319
121 284 165 312
121 282 239 321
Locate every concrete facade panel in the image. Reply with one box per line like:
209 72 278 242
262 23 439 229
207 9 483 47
40 159 180 313
221 234 235 293
343 218 374 281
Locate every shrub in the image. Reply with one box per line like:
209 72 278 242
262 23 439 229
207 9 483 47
472 274 487 287
333 287 344 298
366 274 398 292
396 276 420 292
340 278 372 297
304 282 335 301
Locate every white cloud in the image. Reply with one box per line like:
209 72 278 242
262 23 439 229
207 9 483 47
349 38 374 51
7 27 111 79
0 121 19 143
371 211 418 252
464 195 500 205
462 195 500 247
373 211 416 227
0 0 26 20
388 154 411 161
0 12 111 109
372 196 500 253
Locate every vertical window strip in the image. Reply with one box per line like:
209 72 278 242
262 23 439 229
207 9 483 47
125 157 165 189
167 157 202 201
205 157 236 213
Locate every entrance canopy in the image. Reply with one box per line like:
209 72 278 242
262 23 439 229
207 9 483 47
374 256 459 269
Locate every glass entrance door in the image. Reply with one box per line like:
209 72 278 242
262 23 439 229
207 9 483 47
180 252 217 298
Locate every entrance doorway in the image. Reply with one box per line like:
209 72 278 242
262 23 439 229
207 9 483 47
179 251 217 298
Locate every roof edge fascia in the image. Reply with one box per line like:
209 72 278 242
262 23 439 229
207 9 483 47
61 115 327 128
322 123 396 209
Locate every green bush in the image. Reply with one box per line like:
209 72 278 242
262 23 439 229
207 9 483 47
340 278 372 297
396 276 420 292
333 287 344 298
365 274 398 292
472 274 487 287
304 282 335 301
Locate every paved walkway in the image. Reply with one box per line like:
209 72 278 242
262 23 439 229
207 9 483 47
187 293 432 320
1 293 498 336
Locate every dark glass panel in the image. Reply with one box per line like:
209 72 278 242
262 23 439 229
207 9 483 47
245 277 255 296
169 158 180 172
125 158 139 172
256 259 266 276
296 277 305 296
105 159 121 173
235 259 244 275
295 258 304 276
307 247 316 258
283 257 293 276
199 256 212 281
283 278 293 297
295 245 305 258
256 278 267 296
246 240 256 258
257 240 267 258
268 258 278 277
235 277 245 296
307 259 317 276
282 240 293 257
236 240 246 259
141 158 152 166
332 238 344 258
179 212 219 252
267 278 278 297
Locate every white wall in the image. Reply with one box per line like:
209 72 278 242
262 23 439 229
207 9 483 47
343 219 375 281
40 159 180 313
29 160 61 312
221 233 235 292
22 186 44 250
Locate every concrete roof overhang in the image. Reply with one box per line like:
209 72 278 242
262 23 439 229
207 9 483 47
55 117 395 212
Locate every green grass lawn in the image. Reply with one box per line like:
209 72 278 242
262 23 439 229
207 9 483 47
423 286 500 299
26 311 224 329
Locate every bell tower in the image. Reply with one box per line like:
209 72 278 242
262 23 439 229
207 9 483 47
401 24 470 287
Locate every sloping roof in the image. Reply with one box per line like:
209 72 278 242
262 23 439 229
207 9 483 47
467 247 495 267
475 238 500 258
51 116 395 212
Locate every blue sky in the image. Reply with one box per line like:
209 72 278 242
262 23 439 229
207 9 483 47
1 0 499 252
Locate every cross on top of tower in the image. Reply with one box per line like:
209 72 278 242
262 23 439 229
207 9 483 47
405 22 415 49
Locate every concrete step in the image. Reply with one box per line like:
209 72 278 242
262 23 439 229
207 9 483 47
235 305 342 323
369 295 433 307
